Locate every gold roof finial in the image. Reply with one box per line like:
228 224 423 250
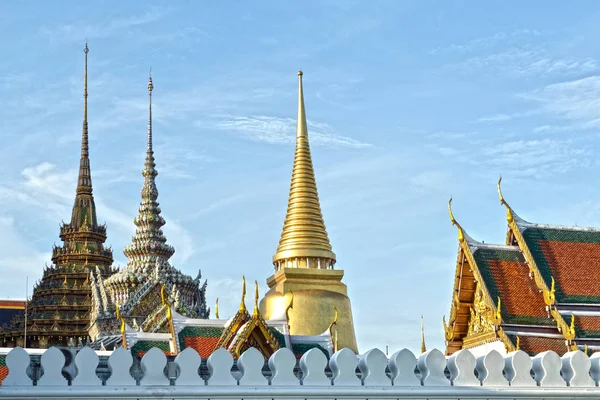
448 197 465 242
497 176 515 223
497 175 506 205
160 284 167 305
215 297 219 319
516 336 521 351
272 71 336 266
420 315 427 353
253 280 260 317
328 306 339 338
239 276 247 312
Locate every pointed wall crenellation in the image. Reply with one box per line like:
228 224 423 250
2 346 600 395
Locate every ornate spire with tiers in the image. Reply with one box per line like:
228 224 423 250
260 72 358 353
100 75 207 336
273 71 335 271
0 43 115 349
120 72 176 276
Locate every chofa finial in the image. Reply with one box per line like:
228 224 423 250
497 175 506 205
448 197 456 225
239 276 247 312
448 197 465 242
253 280 259 317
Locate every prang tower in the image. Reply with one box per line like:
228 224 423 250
0 43 115 348
259 72 358 353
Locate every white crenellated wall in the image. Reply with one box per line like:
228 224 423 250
1 346 600 399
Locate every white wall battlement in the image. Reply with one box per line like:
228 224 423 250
1 346 600 399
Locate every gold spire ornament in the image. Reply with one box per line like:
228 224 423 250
215 298 219 319
421 315 427 353
272 71 336 270
259 72 358 354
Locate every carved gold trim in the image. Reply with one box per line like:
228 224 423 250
446 199 501 344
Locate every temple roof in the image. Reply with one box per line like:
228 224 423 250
446 181 600 356
518 225 600 304
470 246 552 326
506 334 569 355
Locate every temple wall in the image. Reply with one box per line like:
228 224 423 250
1 346 599 398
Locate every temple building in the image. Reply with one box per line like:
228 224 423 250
90 72 354 360
0 43 117 348
444 178 600 356
89 74 208 342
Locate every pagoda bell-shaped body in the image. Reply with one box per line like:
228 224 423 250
259 72 358 353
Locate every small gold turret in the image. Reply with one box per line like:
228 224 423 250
260 72 358 353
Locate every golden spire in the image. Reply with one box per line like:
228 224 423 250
253 280 259 317
215 297 219 319
239 276 247 312
420 315 426 353
272 71 335 268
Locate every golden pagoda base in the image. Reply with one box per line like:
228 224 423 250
259 267 358 353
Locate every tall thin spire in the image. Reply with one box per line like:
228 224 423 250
421 315 427 353
120 73 174 277
272 71 335 268
77 40 92 195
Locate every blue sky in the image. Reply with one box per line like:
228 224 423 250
2 1 600 354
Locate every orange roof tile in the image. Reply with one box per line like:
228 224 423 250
0 366 6 386
537 240 600 300
486 259 547 319
516 335 569 356
473 247 551 325
183 336 220 358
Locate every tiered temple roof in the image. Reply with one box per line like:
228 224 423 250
91 75 208 341
444 179 600 356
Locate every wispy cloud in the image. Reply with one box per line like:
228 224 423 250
523 75 600 128
429 29 542 55
206 115 373 148
40 7 167 43
482 139 590 177
0 217 50 299
447 49 598 78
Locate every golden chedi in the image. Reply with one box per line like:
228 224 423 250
259 72 358 353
